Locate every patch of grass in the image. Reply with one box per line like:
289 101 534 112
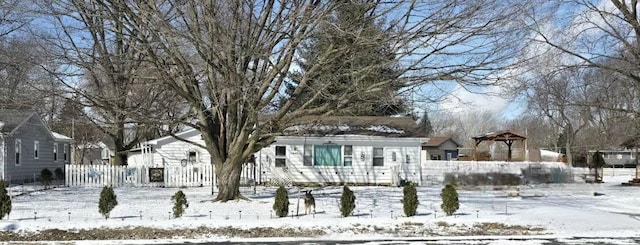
403 221 424 226
436 221 451 227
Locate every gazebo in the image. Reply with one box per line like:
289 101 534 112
472 130 527 161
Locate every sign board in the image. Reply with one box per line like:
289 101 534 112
149 168 164 182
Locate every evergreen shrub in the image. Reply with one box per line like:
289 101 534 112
40 168 53 188
0 181 11 220
99 186 118 219
340 185 356 217
402 182 419 217
171 190 189 218
440 184 459 216
272 186 289 218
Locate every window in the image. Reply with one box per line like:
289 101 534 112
15 139 21 165
275 146 286 167
406 154 411 163
34 141 39 159
373 147 384 166
343 145 352 166
303 144 313 166
188 151 197 163
314 145 341 166
63 144 68 162
391 152 397 161
53 143 58 161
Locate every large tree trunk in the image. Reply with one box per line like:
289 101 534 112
213 158 245 202
564 137 573 167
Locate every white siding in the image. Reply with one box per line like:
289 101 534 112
150 133 210 167
128 132 426 186
257 136 424 186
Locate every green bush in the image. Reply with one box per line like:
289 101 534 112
99 186 118 219
54 168 64 180
272 186 289 218
340 185 356 217
0 181 11 220
440 184 459 216
171 190 189 218
592 151 606 182
402 182 419 217
40 168 53 188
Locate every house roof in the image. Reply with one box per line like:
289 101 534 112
0 109 36 133
422 136 460 147
146 128 200 145
284 116 420 137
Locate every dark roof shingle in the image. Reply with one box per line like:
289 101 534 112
0 109 35 133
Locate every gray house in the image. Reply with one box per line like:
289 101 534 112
0 110 72 184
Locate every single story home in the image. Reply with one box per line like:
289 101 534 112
0 109 72 184
588 149 637 167
128 116 428 186
421 136 460 161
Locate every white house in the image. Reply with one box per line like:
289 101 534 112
127 128 208 167
127 116 427 186
257 134 425 186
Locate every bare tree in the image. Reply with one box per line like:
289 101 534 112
35 0 184 164
528 0 640 139
76 1 532 201
0 0 32 38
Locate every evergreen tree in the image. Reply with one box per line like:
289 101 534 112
0 181 11 220
418 112 433 137
591 150 606 183
272 186 290 218
282 1 406 116
171 190 189 218
440 184 459 216
340 185 356 217
402 182 419 217
40 168 53 189
98 186 118 219
54 168 64 181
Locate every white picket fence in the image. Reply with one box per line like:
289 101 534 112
65 164 215 188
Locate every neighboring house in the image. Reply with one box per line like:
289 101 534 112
0 109 72 184
588 150 638 167
127 128 208 167
421 136 460 161
75 141 114 165
128 116 427 186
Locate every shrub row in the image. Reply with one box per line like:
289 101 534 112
272 183 460 218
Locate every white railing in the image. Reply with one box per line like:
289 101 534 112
65 164 215 188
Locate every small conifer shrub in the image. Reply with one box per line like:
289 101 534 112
54 168 64 181
99 186 118 219
591 151 606 183
402 182 419 217
273 186 289 218
40 168 53 188
340 185 356 217
440 184 459 216
0 181 11 220
172 190 189 218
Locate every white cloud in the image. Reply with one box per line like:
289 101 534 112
438 84 510 115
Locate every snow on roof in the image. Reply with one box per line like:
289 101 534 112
51 132 72 141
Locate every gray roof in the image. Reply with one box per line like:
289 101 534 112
0 109 36 133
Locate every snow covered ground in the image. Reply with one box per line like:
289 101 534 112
1 171 640 244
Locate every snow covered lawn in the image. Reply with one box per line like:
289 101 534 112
1 174 640 243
